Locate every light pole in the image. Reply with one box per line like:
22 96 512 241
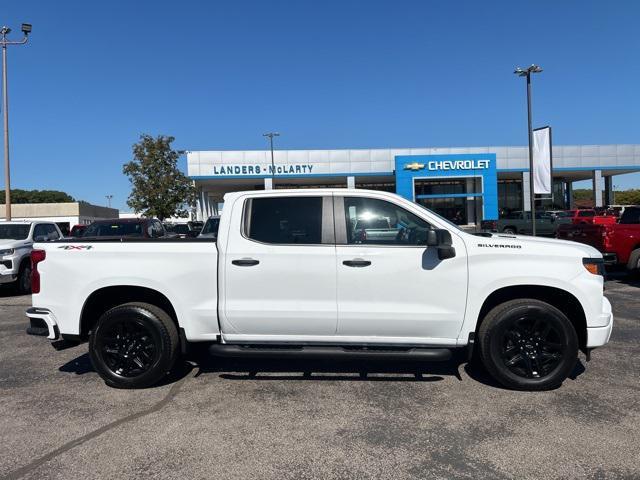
1 23 32 221
514 64 542 236
105 195 113 208
263 132 280 188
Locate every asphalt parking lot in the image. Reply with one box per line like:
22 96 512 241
1 276 639 480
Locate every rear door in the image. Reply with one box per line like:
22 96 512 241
220 194 337 340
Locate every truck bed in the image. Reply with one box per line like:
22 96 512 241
32 237 220 341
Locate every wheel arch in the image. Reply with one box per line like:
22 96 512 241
80 285 179 340
18 254 30 270
475 285 587 350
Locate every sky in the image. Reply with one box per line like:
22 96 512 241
2 0 640 211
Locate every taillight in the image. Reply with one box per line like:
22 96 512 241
31 249 46 294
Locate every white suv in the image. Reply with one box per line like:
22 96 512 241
0 221 63 293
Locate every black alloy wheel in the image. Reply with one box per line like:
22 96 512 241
89 302 179 388
478 299 579 391
97 318 159 378
501 315 565 379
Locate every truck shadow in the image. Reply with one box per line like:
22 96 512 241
58 350 586 389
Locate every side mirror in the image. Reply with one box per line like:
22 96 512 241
426 229 456 260
426 229 439 247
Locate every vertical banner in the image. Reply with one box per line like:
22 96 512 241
532 126 552 195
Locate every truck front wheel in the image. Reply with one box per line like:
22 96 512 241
17 261 32 294
478 299 578 391
89 302 179 389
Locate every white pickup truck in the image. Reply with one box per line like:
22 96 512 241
0 221 63 294
26 189 613 391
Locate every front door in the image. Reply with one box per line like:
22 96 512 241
334 195 468 343
221 194 337 340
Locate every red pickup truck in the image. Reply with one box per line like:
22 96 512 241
564 209 617 225
557 206 640 273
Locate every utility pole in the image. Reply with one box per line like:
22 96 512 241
514 64 542 236
263 132 280 188
1 24 32 221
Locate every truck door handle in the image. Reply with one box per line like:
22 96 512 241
342 259 371 268
232 258 260 266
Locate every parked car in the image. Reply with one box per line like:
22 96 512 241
69 224 87 238
82 218 167 239
27 189 612 391
0 221 63 294
352 217 398 243
189 221 204 233
545 210 571 221
481 211 570 236
164 222 201 238
198 215 220 239
557 206 640 274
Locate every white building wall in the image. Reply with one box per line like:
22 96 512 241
187 144 640 177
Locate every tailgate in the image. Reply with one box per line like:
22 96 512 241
556 223 608 251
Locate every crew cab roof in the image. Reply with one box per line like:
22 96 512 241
223 188 401 203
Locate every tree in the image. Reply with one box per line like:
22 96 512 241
572 188 640 207
123 134 196 220
0 189 75 204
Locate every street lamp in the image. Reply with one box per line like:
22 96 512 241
263 132 280 188
105 195 113 208
1 23 32 221
514 64 542 236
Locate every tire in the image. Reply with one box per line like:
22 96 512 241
478 299 578 391
89 302 179 389
502 227 517 235
627 248 640 279
17 261 32 295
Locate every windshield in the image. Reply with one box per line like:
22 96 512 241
174 224 190 234
201 217 220 235
83 221 143 237
413 203 463 232
0 224 31 240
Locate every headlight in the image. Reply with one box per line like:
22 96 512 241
583 257 604 276
0 248 15 256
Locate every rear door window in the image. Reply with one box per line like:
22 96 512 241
245 197 324 244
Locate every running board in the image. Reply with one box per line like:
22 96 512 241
208 344 452 361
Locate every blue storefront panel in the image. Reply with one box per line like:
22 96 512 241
395 153 498 221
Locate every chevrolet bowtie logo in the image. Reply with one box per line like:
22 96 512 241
404 162 425 171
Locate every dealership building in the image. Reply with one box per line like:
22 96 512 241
188 144 640 225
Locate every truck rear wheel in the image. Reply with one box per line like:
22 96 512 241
478 299 578 391
89 302 179 389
